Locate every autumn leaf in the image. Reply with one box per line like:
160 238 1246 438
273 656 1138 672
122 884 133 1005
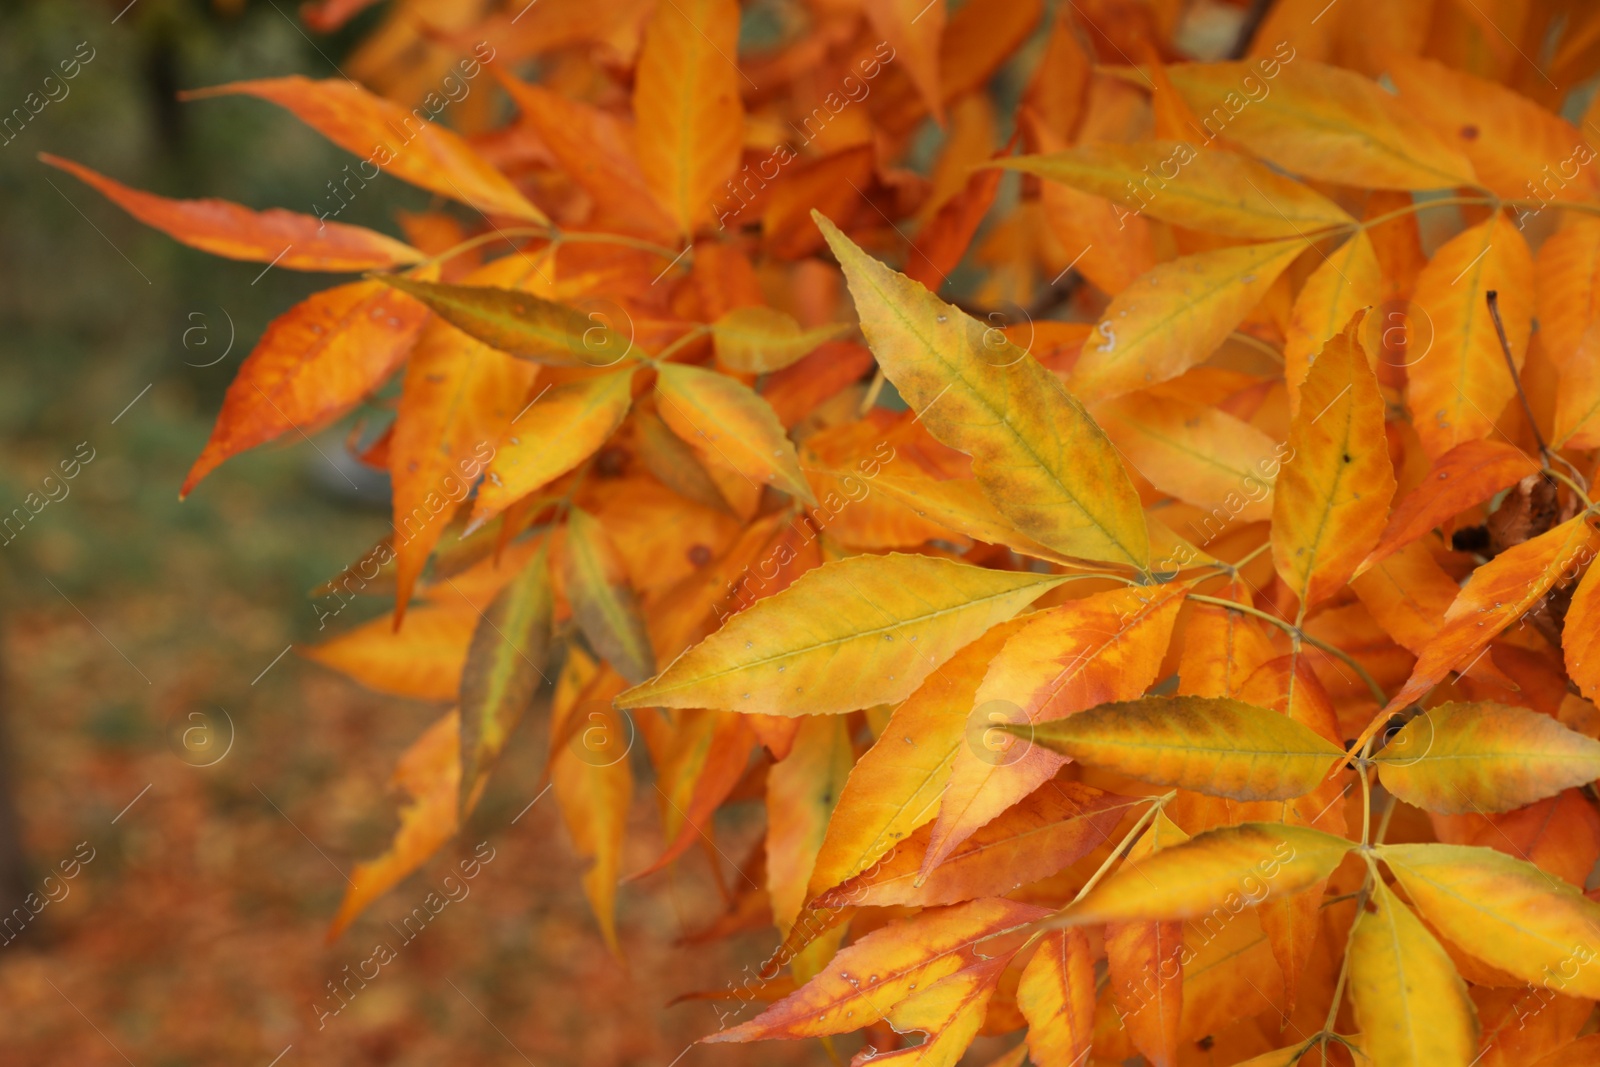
818 213 1150 569
1053 822 1352 924
1378 842 1600 999
616 553 1065 715
1271 323 1395 611
653 362 815 504
302 603 475 702
562 508 655 685
1017 928 1095 1067
458 542 553 811
1347 877 1479 1067
41 153 424 271
1071 239 1305 405
704 896 1048 1042
1361 440 1538 571
1018 696 1346 801
1374 702 1600 814
1001 143 1354 239
184 76 547 222
633 0 743 235
710 307 850 374
1165 60 1476 190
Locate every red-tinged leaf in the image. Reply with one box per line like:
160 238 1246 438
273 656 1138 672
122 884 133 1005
1377 515 1600 721
815 781 1136 908
924 582 1188 875
40 153 423 271
761 339 877 427
865 0 946 126
1017 929 1095 1067
654 361 815 506
181 278 431 497
185 77 546 222
633 0 743 236
493 71 677 241
1271 324 1395 611
469 369 638 532
1432 788 1600 889
458 543 553 811
1362 440 1538 570
853 955 1007 1067
1567 558 1600 704
767 715 853 932
905 153 1003 290
631 711 751 879
1388 56 1595 203
806 617 1033 901
302 602 475 702
703 897 1049 1042
328 711 459 941
1405 213 1533 461
1105 813 1190 1067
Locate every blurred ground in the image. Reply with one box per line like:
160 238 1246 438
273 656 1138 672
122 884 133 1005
0 1 827 1063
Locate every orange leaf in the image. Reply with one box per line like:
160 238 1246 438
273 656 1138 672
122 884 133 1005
185 76 546 223
865 0 946 125
767 715 853 932
1017 929 1095 1067
633 0 744 236
40 153 423 271
1536 216 1600 449
1361 440 1538 570
1271 323 1395 611
1105 813 1190 1067
703 897 1048 1042
302 603 475 701
1405 212 1533 461
181 278 431 498
328 711 459 941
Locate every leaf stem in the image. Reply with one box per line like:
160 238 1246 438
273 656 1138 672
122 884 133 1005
651 323 714 364
1185 594 1389 706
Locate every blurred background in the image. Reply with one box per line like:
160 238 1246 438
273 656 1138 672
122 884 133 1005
0 1 829 1063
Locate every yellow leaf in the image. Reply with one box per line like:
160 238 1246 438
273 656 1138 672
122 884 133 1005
633 0 743 235
1057 822 1352 924
710 307 850 373
1348 878 1478 1067
1536 216 1600 449
1166 60 1476 190
870 955 1007 1067
468 369 637 532
1284 230 1383 415
1018 929 1095 1067
1271 324 1395 611
654 361 815 505
1001 143 1354 239
1021 696 1346 801
1072 238 1305 405
1405 213 1533 461
806 617 1032 900
816 212 1150 569
615 553 1066 715
925 582 1188 872
302 603 475 702
1378 842 1600 999
1374 702 1600 814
